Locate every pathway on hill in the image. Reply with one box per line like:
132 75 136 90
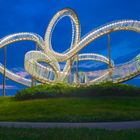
0 121 140 130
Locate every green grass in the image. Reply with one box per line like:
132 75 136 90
0 127 140 140
0 96 140 122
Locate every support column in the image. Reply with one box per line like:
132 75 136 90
108 32 112 81
3 46 7 96
108 33 111 69
31 43 38 87
36 43 38 51
31 77 35 87
69 59 73 84
76 54 79 84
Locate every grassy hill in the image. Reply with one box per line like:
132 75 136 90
0 96 139 122
0 82 139 122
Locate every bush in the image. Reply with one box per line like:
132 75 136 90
15 82 140 100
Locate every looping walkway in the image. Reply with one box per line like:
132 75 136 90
1 8 140 86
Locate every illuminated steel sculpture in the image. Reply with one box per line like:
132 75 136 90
1 8 140 87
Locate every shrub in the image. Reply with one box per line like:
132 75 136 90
15 82 140 100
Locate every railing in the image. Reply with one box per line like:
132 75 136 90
0 8 140 87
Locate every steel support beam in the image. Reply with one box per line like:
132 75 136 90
108 33 111 69
76 54 79 83
31 43 38 87
2 46 7 96
69 59 73 84
107 32 112 81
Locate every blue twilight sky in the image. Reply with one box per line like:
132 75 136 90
0 0 140 95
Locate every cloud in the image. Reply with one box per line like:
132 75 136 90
77 61 105 69
0 85 17 90
11 67 25 72
11 67 29 78
86 70 107 77
133 75 140 80
59 59 106 70
99 40 140 61
15 71 29 78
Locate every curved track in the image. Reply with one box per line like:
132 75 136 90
0 8 140 86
